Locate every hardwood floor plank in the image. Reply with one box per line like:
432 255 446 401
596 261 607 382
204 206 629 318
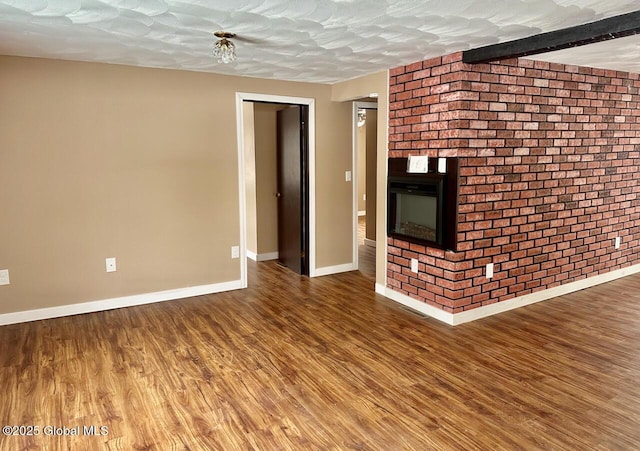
1 261 640 449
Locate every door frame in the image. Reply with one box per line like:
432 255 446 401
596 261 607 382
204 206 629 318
236 92 316 287
352 101 378 271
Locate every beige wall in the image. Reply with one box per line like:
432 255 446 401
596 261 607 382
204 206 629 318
331 71 389 286
253 103 279 256
0 55 353 315
313 103 353 269
244 102 279 258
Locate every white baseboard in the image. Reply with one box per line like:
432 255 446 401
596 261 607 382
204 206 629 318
358 211 366 217
376 263 640 326
247 251 279 262
313 262 356 277
452 263 640 325
376 284 455 325
364 238 376 248
0 279 243 326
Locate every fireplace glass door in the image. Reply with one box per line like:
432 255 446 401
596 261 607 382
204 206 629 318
393 192 438 242
387 177 443 246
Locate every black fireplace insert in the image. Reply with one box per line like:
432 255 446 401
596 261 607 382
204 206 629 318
387 158 458 250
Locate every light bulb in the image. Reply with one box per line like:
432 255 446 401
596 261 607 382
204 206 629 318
213 38 236 64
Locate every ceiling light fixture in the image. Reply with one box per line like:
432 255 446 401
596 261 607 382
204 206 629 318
213 31 236 64
358 110 366 127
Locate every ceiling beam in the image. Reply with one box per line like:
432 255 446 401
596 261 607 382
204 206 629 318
462 10 640 64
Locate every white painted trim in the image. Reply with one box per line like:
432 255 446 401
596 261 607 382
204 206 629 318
247 251 279 262
364 238 376 248
377 263 640 326
358 210 366 217
236 92 316 280
314 262 356 277
256 252 279 261
235 94 249 289
452 263 640 325
377 285 455 325
356 102 379 110
375 71 388 289
0 280 243 326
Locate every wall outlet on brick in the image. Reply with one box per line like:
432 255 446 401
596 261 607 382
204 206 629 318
615 236 621 249
411 258 419 273
437 158 447 173
486 263 494 279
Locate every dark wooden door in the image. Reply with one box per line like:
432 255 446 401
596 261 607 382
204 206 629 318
276 105 309 275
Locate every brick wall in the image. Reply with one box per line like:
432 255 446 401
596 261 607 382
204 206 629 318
387 52 640 313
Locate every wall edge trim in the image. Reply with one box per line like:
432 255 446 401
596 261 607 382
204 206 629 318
451 263 640 325
380 263 640 326
378 286 455 325
0 280 243 326
255 252 279 262
364 238 376 248
314 263 356 277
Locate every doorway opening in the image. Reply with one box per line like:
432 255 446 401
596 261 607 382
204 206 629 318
353 101 378 281
236 93 316 287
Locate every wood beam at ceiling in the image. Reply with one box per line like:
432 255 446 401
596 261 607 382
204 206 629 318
462 10 640 64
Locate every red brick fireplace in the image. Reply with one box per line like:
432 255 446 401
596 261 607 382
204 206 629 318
386 52 640 320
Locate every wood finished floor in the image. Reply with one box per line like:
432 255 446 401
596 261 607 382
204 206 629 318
1 262 640 450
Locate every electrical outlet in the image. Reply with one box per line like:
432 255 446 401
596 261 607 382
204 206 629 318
486 263 494 279
0 269 10 286
231 246 240 259
615 236 621 249
411 258 419 273
437 158 447 174
345 171 352 182
105 257 116 273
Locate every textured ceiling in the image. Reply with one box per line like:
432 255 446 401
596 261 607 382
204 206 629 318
0 1 639 83
530 32 640 74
